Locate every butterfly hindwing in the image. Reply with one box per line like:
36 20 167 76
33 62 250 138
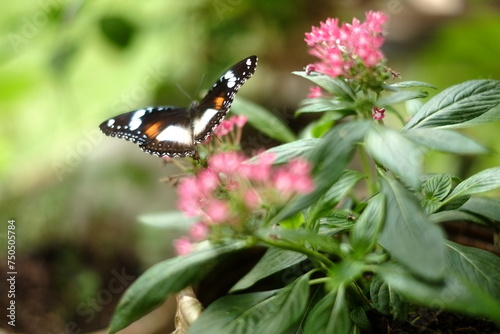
99 56 257 157
193 55 258 143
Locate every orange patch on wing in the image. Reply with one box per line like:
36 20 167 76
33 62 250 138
214 96 225 109
144 122 163 137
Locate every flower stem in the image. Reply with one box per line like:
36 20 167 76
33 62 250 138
358 145 377 194
255 235 336 271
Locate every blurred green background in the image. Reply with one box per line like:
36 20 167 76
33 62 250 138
1 0 499 333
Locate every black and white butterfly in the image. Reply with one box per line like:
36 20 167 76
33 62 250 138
99 55 258 157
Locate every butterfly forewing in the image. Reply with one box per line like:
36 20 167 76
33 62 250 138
193 55 257 143
99 106 195 157
99 56 257 157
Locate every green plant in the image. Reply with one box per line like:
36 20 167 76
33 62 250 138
108 11 500 334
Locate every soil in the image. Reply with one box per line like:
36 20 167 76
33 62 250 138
369 309 500 334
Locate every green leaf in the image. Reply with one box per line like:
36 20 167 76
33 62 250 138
377 261 500 323
365 124 424 189
300 112 337 139
370 275 409 321
271 121 370 224
109 241 248 334
460 197 500 222
350 194 385 256
350 307 370 332
187 290 278 334
379 172 446 281
405 99 423 117
447 167 500 202
231 248 307 292
429 210 492 226
310 170 365 222
248 139 320 165
459 103 500 127
232 98 296 143
327 260 365 292
303 286 352 334
319 210 357 235
424 174 452 201
386 81 437 89
267 228 341 255
297 98 354 114
293 71 356 100
99 16 136 48
445 241 500 301
422 174 452 213
378 90 428 106
191 273 312 334
137 211 195 228
403 80 500 129
323 170 365 203
406 128 489 154
255 272 312 334
441 195 471 211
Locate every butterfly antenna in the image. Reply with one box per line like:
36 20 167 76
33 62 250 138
194 74 206 100
176 83 193 102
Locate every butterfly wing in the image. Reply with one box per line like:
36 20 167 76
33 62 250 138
99 106 196 157
192 55 258 143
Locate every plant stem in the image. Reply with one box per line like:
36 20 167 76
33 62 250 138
358 145 377 194
256 235 336 271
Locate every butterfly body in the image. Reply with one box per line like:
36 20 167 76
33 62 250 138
100 56 258 157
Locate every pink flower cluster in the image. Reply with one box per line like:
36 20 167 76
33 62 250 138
174 151 315 255
214 115 248 137
305 11 387 78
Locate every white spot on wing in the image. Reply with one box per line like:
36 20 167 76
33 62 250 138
129 109 146 131
224 70 237 88
193 108 219 137
107 119 115 127
129 119 142 131
156 125 193 144
246 58 252 66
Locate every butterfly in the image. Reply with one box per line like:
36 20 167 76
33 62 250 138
99 55 258 157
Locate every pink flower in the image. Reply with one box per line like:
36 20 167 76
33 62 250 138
288 159 312 177
240 152 275 182
292 176 315 194
173 237 193 255
305 64 316 75
214 115 248 137
273 168 296 195
175 151 314 240
197 169 219 194
177 177 204 216
233 115 248 128
372 107 386 120
205 200 230 224
304 11 387 79
273 160 315 195
214 119 234 136
208 151 245 174
225 180 240 191
308 86 323 98
243 189 261 209
189 222 209 241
